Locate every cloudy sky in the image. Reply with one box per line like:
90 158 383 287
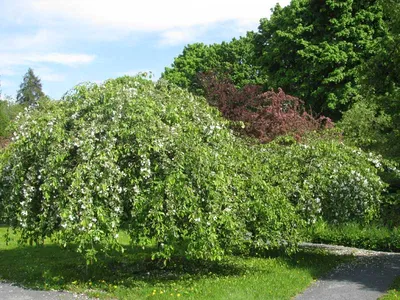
0 0 290 99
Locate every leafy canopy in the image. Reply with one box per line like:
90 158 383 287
162 32 267 95
255 0 386 117
355 0 400 163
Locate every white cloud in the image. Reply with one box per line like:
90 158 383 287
0 28 95 83
0 53 95 68
158 27 208 46
20 0 291 34
34 67 66 82
27 53 96 66
3 0 291 47
0 29 61 51
0 68 16 76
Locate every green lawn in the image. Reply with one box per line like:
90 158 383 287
0 227 352 299
380 276 400 300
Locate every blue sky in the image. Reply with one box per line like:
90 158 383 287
0 0 290 100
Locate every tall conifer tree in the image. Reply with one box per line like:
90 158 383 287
16 68 45 105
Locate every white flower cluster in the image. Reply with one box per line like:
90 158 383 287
140 155 152 179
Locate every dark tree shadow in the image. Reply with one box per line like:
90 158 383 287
0 243 357 293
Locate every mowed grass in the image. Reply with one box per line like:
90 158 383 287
380 276 400 300
0 227 353 299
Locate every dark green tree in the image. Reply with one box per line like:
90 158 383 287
162 32 266 95
255 0 387 117
16 68 45 105
162 43 213 94
354 0 400 162
361 0 400 95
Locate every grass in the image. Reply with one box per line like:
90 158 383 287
0 227 353 299
380 276 400 300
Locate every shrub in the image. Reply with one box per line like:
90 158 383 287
339 100 400 195
256 137 387 225
0 76 301 263
381 191 400 228
339 100 393 154
0 101 11 137
306 221 400 252
199 72 333 143
0 100 24 141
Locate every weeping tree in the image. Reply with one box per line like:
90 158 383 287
0 76 302 263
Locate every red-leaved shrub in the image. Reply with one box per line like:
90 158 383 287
199 72 333 142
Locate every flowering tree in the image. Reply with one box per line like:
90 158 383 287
0 76 301 263
257 138 388 224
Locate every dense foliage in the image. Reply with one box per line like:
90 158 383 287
257 137 387 225
337 0 400 195
0 101 10 137
339 101 393 155
355 0 400 164
199 72 333 142
1 0 398 265
0 100 24 141
254 0 386 116
162 32 266 95
307 221 400 252
0 76 302 263
163 0 390 120
16 68 45 106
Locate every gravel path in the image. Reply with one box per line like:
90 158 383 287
296 243 400 300
0 282 91 300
